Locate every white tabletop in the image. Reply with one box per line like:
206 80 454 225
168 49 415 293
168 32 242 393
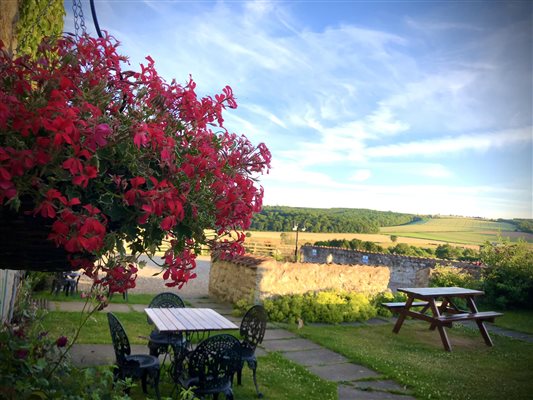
145 307 239 333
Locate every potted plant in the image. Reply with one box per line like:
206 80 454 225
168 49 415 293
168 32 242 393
0 33 271 291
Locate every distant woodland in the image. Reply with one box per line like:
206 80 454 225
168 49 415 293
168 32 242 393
249 206 421 233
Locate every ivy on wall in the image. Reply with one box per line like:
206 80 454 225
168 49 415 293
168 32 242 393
16 0 65 56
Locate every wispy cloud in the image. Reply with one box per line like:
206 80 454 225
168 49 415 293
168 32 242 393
366 127 532 158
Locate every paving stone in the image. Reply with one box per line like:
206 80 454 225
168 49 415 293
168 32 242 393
105 303 133 312
459 321 533 343
365 318 390 325
262 337 322 352
338 384 416 400
255 347 267 357
308 363 379 382
354 380 411 393
281 348 349 366
131 304 148 312
263 329 298 340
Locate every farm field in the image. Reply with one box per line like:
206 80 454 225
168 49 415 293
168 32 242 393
380 217 533 246
244 230 473 250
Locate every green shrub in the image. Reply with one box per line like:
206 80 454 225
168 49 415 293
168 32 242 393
263 290 378 324
480 239 533 309
372 290 407 317
429 265 482 290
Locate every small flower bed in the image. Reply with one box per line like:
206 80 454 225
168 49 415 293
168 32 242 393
0 33 271 291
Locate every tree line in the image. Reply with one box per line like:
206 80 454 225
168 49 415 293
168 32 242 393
313 238 480 261
250 206 420 233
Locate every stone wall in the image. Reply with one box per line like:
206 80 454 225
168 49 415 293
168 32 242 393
208 255 390 304
301 245 481 290
0 0 20 55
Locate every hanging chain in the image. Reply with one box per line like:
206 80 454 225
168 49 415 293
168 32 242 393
72 0 87 39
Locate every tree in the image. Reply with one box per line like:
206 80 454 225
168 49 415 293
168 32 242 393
390 235 398 243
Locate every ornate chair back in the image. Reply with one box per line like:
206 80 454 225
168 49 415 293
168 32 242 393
186 334 242 393
147 292 185 323
107 312 131 367
240 305 267 355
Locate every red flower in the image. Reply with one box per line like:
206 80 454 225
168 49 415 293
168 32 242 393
0 33 270 292
56 336 68 348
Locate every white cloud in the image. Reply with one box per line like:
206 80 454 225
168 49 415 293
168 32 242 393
350 169 372 182
366 127 532 158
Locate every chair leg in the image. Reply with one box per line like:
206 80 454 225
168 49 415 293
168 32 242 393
224 388 234 400
141 373 148 394
152 368 161 400
237 367 243 385
249 360 262 398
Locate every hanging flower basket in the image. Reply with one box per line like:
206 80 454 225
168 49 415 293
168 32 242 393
0 200 72 271
0 34 271 289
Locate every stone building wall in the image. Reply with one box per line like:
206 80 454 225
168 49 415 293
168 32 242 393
301 245 481 290
208 255 390 304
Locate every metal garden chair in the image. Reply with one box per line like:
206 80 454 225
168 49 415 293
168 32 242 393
174 333 242 400
107 312 161 399
236 304 268 398
147 292 187 360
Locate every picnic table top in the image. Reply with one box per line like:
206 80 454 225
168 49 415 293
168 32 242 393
398 287 485 298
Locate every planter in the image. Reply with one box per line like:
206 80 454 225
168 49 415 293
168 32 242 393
0 204 73 271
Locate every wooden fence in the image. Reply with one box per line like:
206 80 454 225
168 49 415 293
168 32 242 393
243 242 296 259
0 269 22 323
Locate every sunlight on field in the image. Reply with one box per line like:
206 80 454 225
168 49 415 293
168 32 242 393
244 230 468 249
380 217 532 246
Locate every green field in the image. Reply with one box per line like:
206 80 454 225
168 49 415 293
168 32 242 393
381 217 533 246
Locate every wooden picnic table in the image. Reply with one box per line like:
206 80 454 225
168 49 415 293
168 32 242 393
387 287 503 352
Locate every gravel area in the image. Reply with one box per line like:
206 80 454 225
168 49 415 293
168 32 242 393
78 255 211 298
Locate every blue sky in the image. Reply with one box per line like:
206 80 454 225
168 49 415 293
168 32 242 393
64 1 532 219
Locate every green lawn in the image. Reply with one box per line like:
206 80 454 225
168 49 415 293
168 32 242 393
127 352 336 400
40 311 150 344
493 309 533 335
35 291 157 305
289 321 533 400
380 217 533 246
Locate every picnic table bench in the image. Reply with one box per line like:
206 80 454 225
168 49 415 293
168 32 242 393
388 287 503 351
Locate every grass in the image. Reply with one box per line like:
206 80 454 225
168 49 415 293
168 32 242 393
35 291 160 305
126 352 336 400
380 217 533 246
40 311 150 344
289 321 533 400
492 309 533 335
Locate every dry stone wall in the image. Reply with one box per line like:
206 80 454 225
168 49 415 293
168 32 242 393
301 245 481 290
208 255 390 304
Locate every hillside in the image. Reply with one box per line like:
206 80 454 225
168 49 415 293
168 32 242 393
380 217 533 245
249 206 420 233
